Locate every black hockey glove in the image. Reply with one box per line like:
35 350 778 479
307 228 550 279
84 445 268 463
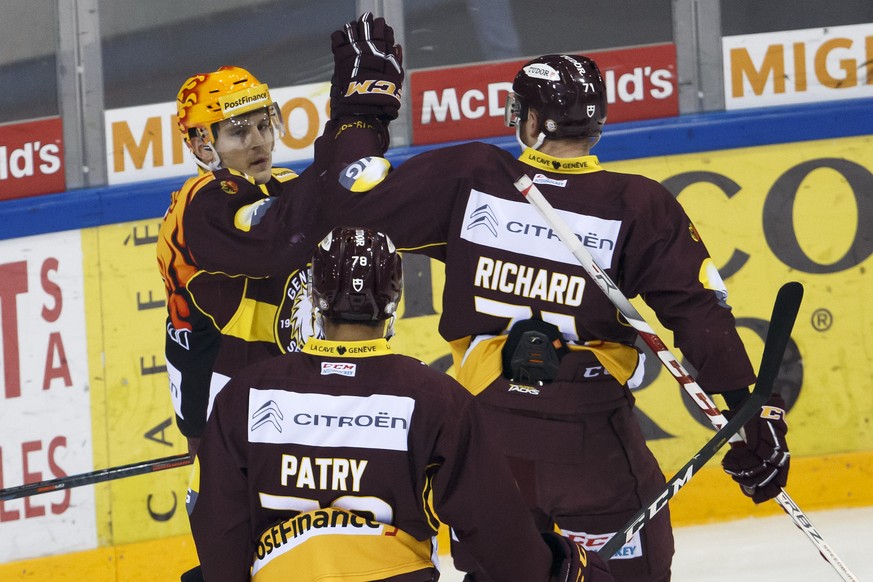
721 393 790 503
330 12 404 122
542 532 614 582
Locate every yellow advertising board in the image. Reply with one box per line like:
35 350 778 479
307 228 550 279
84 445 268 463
610 135 873 464
82 221 190 547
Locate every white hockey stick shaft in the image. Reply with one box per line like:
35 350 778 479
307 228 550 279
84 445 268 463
514 174 860 582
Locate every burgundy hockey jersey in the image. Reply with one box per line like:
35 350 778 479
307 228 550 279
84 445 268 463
187 338 555 581
328 143 756 397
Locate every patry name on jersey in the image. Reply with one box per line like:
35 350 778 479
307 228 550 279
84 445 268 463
279 454 368 491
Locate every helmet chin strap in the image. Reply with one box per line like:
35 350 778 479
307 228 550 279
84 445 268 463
187 145 223 173
384 315 396 340
314 312 326 339
515 125 547 152
313 310 395 340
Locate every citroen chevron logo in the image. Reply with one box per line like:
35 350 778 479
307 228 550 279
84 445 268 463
251 399 284 432
467 204 498 237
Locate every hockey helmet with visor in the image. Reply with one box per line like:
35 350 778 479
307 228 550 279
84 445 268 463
505 54 607 147
176 66 285 148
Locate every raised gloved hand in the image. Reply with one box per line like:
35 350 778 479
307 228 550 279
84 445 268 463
331 12 404 121
721 393 790 503
542 532 614 582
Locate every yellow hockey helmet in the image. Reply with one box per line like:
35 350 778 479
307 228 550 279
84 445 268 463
176 66 283 144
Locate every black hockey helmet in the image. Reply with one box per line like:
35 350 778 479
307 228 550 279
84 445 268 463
505 54 608 144
309 226 403 322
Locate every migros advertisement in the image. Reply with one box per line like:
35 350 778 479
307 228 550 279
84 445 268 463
1 133 871 575
105 82 332 185
724 22 873 110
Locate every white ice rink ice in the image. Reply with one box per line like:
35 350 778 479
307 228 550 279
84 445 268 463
438 506 873 581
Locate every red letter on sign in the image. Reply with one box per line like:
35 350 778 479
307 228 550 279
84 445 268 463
0 446 21 522
43 332 72 390
48 436 70 514
41 257 62 322
1 261 28 399
22 441 46 518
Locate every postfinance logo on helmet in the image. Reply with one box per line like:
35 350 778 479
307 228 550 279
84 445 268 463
220 86 271 116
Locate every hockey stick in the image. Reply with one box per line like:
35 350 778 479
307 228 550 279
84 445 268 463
597 281 797 559
0 453 192 501
514 174 860 581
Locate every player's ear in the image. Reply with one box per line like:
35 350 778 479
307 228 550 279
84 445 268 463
526 109 540 133
191 137 216 163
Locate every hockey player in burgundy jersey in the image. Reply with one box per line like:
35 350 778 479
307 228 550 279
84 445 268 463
187 226 614 582
156 14 403 453
322 55 790 581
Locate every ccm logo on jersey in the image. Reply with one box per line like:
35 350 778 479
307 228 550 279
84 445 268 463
508 383 540 395
321 362 357 377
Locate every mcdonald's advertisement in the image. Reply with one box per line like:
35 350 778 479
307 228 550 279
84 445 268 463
1 133 871 568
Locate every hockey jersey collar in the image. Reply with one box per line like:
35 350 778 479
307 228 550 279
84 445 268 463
518 148 603 174
302 337 393 358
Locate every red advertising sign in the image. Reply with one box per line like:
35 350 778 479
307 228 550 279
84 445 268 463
0 117 65 201
410 43 678 145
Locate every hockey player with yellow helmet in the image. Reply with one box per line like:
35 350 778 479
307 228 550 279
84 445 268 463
175 65 286 182
156 14 403 460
